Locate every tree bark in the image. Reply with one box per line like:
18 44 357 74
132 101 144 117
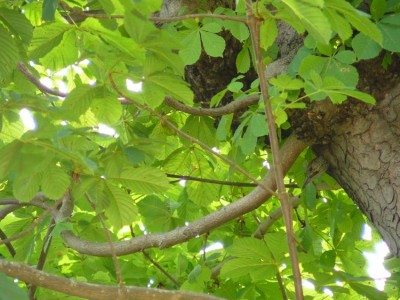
315 81 400 256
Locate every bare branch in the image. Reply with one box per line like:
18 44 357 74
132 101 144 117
0 260 223 300
61 134 309 256
163 95 259 116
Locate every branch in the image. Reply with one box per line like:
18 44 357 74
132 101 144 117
253 196 302 239
61 134 309 256
0 260 222 300
163 95 259 116
17 62 67 97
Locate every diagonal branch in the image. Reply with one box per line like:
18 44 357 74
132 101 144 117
61 134 308 256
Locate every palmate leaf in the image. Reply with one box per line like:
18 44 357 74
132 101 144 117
281 0 332 44
112 166 170 195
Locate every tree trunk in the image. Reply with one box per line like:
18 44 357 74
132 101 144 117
314 80 400 256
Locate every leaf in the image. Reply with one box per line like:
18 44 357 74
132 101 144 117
42 0 58 21
200 30 225 57
124 9 158 44
0 26 19 81
236 46 250 73
62 85 100 119
0 273 28 300
116 166 170 194
13 174 41 202
145 73 194 105
29 22 71 60
326 0 382 44
220 257 276 281
104 182 137 229
0 8 33 45
137 195 174 231
378 20 400 52
348 282 388 300
227 237 270 259
0 140 21 179
224 20 249 41
371 0 387 21
282 0 331 44
179 30 202 65
90 96 122 125
182 116 217 146
351 33 381 60
260 17 278 50
41 164 71 200
40 30 78 70
324 8 352 41
187 180 220 207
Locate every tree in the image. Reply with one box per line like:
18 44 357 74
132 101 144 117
0 0 400 299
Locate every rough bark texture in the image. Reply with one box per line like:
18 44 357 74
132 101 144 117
315 82 400 256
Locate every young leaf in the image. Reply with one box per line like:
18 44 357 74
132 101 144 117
200 30 226 58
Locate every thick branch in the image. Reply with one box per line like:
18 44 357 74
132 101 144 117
62 134 308 256
0 260 222 300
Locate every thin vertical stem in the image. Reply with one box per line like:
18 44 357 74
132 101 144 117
245 2 304 299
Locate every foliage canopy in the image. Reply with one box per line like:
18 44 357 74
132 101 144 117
1 0 400 299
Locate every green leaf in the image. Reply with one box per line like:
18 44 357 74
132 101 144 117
104 182 137 229
179 30 202 65
29 22 71 60
324 8 352 41
145 73 194 105
201 22 222 34
0 273 28 300
41 165 71 200
224 20 249 41
62 85 100 119
228 237 270 259
351 33 381 60
282 0 332 44
326 0 382 44
371 0 387 21
137 195 174 231
0 140 21 179
348 282 388 300
260 17 278 50
40 30 78 70
0 8 33 45
220 257 276 281
0 26 19 81
13 174 41 201
187 180 220 207
182 116 217 146
90 96 122 125
116 166 170 194
200 30 225 57
42 0 58 21
236 46 250 73
378 19 400 52
320 250 336 270
124 9 158 44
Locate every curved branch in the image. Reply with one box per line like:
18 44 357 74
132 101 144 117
62 134 309 256
163 95 259 116
0 260 222 300
17 62 67 97
253 196 302 239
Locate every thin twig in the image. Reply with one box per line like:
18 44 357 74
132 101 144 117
129 226 179 288
84 192 124 288
0 229 16 257
28 219 56 300
245 2 303 299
